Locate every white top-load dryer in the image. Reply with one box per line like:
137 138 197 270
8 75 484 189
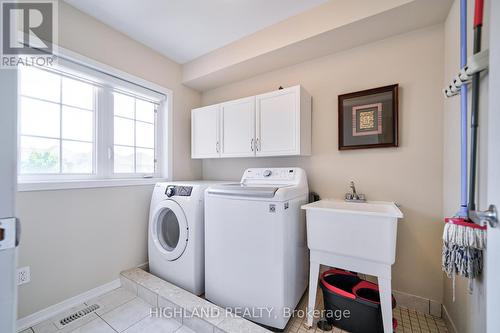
204 168 309 329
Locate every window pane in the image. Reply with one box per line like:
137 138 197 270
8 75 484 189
62 106 93 142
114 117 135 146
136 121 154 148
20 136 60 174
20 66 60 102
62 77 94 110
136 148 154 174
136 99 155 123
114 146 135 173
62 141 93 173
114 93 135 118
20 97 60 138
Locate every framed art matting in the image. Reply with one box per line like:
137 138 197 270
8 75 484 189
338 84 398 150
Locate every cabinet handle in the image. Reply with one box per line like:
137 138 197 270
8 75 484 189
251 139 254 151
256 138 260 151
216 141 220 153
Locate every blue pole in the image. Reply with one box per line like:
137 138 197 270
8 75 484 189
459 0 468 217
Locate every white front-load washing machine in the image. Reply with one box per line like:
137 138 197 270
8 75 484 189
148 181 224 295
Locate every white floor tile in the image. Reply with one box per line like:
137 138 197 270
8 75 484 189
31 317 61 333
86 287 136 316
63 318 115 333
120 276 138 295
158 295 184 324
138 285 158 306
182 314 214 333
123 316 182 333
101 298 152 332
175 326 196 333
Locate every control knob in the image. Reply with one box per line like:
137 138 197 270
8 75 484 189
166 186 176 197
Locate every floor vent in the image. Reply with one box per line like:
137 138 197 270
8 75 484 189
55 304 100 328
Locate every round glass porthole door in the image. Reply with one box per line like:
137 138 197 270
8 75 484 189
151 200 188 261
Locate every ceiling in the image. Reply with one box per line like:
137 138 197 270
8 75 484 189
64 0 328 64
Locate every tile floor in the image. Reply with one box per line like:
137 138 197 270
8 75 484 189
23 287 195 333
120 267 271 333
283 290 449 333
22 285 449 333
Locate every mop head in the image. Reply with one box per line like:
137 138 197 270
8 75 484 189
442 218 487 297
442 243 483 278
442 220 486 249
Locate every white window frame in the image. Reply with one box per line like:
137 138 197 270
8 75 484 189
17 46 173 191
18 69 100 181
107 89 160 179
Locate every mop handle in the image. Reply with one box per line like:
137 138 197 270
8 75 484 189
459 0 468 217
468 0 484 213
474 0 484 27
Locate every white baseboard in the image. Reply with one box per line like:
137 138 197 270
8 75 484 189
392 290 443 317
16 279 120 332
137 261 149 272
442 305 458 333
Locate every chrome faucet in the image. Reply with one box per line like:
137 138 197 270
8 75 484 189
345 181 366 202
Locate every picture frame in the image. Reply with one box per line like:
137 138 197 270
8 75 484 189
338 84 399 150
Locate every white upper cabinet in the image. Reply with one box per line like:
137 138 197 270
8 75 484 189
191 85 311 159
255 86 310 156
219 96 256 158
191 104 220 158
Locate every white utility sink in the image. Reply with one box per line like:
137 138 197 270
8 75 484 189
301 199 404 333
303 200 403 265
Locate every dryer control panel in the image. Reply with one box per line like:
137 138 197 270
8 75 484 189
165 185 193 197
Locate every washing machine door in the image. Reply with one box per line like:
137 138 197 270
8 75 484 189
151 200 188 261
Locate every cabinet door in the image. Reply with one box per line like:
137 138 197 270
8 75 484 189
220 97 255 157
255 86 300 156
191 105 220 158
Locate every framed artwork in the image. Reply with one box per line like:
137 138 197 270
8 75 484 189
338 84 398 150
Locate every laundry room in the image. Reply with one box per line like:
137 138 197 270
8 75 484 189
0 1 499 333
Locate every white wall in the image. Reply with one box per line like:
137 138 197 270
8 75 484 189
441 0 489 332
200 25 445 302
16 1 201 318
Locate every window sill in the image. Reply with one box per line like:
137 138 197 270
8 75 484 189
17 178 167 192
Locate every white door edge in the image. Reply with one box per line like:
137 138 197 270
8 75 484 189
487 1 500 331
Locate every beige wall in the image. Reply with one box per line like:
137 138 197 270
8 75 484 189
441 0 489 332
16 1 201 318
182 0 452 91
201 25 445 302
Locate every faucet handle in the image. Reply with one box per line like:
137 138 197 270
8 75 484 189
349 181 357 194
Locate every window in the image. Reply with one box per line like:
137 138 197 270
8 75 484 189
19 66 96 175
113 92 156 174
17 60 169 189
